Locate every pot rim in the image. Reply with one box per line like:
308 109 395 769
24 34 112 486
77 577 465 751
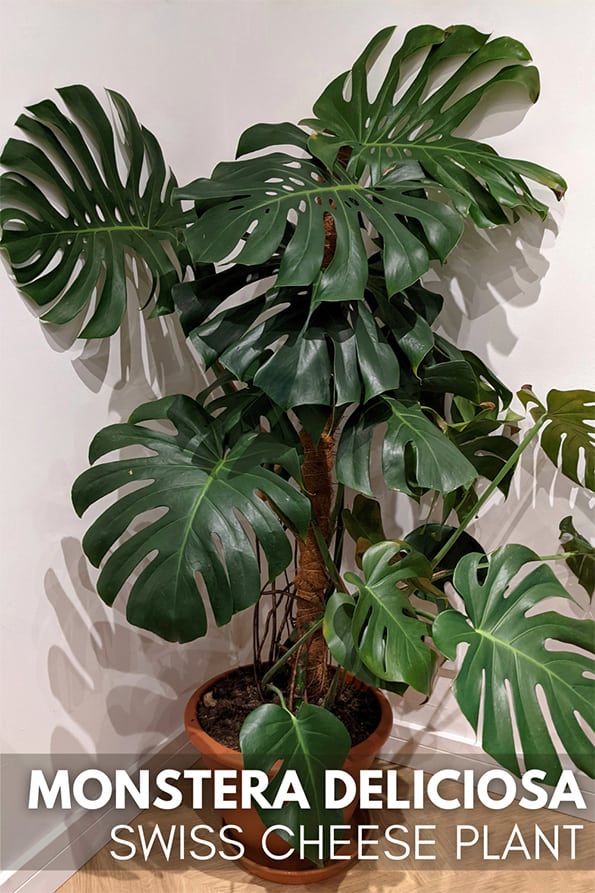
184 663 394 763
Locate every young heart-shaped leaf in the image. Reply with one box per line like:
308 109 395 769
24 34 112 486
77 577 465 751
433 545 595 783
240 700 351 867
0 86 190 337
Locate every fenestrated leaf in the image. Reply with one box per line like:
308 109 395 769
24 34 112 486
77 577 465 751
240 700 351 866
71 395 310 643
343 541 437 693
323 591 407 694
541 390 595 491
337 398 478 497
0 86 191 337
304 25 566 222
432 545 595 782
448 421 518 497
177 151 464 303
559 516 595 597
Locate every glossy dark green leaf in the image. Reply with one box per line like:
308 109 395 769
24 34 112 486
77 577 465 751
342 541 436 692
173 258 279 337
323 591 407 694
0 86 190 337
305 25 566 222
421 360 481 402
71 395 310 642
433 545 595 782
177 151 463 302
337 398 477 497
183 283 403 410
448 424 518 497
559 516 595 597
240 701 351 866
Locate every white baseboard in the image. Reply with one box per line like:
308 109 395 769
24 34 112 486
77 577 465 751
0 734 197 893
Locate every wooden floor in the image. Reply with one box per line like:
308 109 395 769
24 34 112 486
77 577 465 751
59 763 593 892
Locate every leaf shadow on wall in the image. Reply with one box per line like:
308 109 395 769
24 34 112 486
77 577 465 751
44 536 253 756
423 213 559 356
37 256 208 416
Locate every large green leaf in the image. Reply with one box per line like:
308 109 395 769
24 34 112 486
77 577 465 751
0 86 190 337
433 545 595 782
304 25 566 222
71 395 310 642
177 152 464 303
337 398 478 497
339 541 436 693
240 700 351 866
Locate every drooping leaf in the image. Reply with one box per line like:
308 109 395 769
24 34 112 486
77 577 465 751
323 591 408 694
0 86 190 337
71 395 310 642
403 523 486 601
240 700 351 866
176 152 464 303
341 541 437 693
236 121 311 157
182 282 401 410
343 495 387 544
365 272 439 373
337 398 477 497
432 545 595 782
304 25 566 221
343 494 388 567
559 516 595 597
173 258 280 338
541 390 595 491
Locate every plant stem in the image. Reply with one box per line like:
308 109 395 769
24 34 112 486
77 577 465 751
431 414 547 570
415 607 437 622
261 617 324 686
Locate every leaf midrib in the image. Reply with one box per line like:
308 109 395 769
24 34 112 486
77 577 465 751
475 628 592 712
173 457 227 597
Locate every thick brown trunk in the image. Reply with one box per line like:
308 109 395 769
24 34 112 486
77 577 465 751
292 197 345 704
294 427 334 703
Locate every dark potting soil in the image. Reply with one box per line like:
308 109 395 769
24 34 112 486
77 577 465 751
195 665 381 750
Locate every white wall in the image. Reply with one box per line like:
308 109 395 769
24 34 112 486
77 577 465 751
1 0 593 886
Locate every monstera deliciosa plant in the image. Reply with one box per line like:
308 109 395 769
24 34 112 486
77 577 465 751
1 24 593 866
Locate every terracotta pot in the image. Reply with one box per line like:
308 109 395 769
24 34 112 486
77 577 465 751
184 666 394 883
